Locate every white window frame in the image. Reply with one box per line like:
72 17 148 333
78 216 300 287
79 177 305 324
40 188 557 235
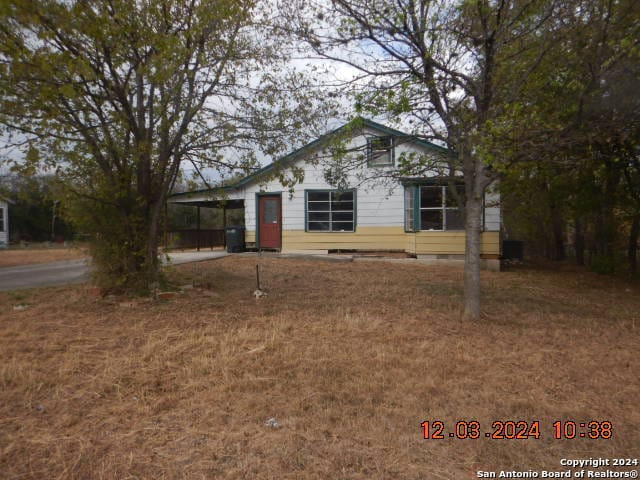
403 185 465 232
419 185 464 231
367 136 394 167
404 188 414 232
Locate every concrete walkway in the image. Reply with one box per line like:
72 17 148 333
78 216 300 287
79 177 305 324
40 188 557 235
164 250 229 265
0 250 229 292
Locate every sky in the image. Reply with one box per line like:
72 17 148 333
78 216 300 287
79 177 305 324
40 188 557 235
0 0 397 186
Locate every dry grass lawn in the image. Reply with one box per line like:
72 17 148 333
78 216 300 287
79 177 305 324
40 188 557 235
0 247 87 267
0 257 638 479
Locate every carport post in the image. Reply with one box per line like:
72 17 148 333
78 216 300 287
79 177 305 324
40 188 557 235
222 205 227 249
196 205 201 252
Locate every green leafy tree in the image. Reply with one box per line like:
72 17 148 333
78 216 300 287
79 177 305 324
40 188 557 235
494 0 640 274
0 0 328 292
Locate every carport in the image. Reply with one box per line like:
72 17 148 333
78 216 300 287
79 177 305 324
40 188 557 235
165 192 245 251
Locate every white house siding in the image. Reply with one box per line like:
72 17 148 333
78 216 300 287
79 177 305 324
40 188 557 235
169 124 502 257
242 130 501 255
243 160 405 231
0 200 8 247
484 189 501 231
243 130 415 252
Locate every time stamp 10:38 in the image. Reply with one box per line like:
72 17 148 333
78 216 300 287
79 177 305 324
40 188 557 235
421 420 613 440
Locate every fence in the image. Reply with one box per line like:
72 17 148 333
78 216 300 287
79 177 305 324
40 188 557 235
165 229 225 250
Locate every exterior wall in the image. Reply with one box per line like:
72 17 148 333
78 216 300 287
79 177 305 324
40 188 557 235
243 128 410 235
484 189 500 231
0 200 8 247
247 228 500 256
242 129 502 255
405 231 500 256
282 226 406 252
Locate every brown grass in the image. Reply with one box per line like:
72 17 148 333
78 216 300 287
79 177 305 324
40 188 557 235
0 247 87 267
0 257 638 479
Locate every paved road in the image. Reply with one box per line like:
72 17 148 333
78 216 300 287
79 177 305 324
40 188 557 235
0 259 90 291
0 251 229 292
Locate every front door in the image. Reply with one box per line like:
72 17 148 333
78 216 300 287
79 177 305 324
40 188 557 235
258 194 281 249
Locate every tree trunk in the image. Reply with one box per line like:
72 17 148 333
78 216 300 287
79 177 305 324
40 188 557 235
550 200 565 261
595 158 621 258
594 210 616 257
146 201 162 284
463 190 484 320
629 215 639 276
574 216 585 266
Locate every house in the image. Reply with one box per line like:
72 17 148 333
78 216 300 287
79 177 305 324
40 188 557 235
0 196 10 248
169 119 500 268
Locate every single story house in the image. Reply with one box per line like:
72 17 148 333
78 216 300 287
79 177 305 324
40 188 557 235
169 119 500 266
0 196 11 248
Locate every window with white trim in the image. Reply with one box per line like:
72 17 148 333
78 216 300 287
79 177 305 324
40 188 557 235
367 136 394 167
420 185 464 230
0 207 4 232
306 190 355 232
404 185 465 231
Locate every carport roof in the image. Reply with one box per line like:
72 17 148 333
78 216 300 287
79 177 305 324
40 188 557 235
167 198 245 209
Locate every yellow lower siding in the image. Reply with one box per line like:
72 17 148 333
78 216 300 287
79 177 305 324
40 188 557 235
409 231 500 256
244 227 500 255
283 227 407 251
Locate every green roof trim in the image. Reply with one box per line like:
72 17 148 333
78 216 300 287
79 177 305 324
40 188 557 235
168 185 236 198
168 118 451 198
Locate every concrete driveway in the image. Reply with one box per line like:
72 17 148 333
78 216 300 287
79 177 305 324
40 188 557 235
0 251 228 292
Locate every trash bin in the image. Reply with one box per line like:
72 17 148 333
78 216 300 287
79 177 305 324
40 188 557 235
225 226 246 253
502 240 524 260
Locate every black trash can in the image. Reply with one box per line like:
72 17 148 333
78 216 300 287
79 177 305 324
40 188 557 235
502 240 524 260
225 226 246 253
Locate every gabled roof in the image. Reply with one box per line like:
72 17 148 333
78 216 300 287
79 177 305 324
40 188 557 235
169 118 450 198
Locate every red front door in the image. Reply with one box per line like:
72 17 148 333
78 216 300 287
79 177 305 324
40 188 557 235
258 195 281 249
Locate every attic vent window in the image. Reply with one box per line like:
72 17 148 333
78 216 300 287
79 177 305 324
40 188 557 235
367 136 394 167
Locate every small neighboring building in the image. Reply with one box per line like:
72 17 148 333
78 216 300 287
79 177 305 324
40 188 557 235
0 196 11 248
169 119 501 266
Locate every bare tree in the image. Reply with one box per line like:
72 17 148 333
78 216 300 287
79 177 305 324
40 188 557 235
281 0 563 319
